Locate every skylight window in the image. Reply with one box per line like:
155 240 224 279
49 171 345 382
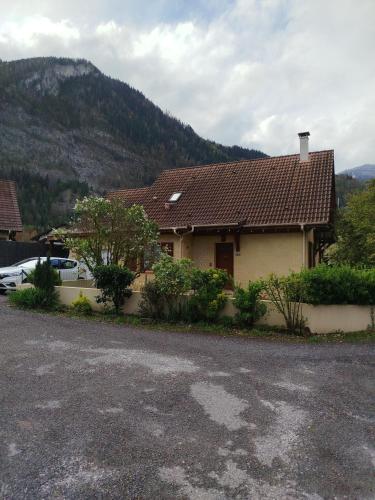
169 192 182 202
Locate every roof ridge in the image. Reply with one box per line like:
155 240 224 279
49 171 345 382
159 150 334 175
108 186 150 195
0 178 16 184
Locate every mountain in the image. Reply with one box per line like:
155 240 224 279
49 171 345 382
340 164 375 181
0 57 266 229
335 165 374 207
335 174 365 208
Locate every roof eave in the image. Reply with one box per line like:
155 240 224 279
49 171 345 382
159 220 332 232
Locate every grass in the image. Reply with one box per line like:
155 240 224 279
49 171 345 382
16 302 375 344
307 330 375 343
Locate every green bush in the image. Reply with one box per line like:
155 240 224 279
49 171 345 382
71 292 93 315
8 287 59 310
188 268 228 322
27 257 62 291
233 281 267 327
140 257 229 322
263 273 306 335
218 315 235 328
152 254 193 296
93 264 135 314
139 280 165 319
9 257 61 310
298 264 375 305
151 254 194 320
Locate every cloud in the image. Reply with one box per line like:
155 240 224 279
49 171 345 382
0 16 80 47
0 0 374 171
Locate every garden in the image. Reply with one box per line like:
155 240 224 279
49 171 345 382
8 194 375 340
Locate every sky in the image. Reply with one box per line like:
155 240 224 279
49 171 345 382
0 0 374 172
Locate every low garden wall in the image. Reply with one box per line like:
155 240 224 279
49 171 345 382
221 299 373 334
54 285 142 314
46 284 374 334
62 279 95 288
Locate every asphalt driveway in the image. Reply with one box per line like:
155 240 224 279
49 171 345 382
0 296 374 499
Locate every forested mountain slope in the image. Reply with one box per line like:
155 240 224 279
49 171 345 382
0 57 266 228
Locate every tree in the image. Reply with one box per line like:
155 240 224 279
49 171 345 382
335 174 365 208
332 180 375 267
61 196 159 271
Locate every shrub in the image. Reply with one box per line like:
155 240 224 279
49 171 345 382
9 287 59 310
263 273 306 335
93 264 135 314
71 292 93 315
10 257 61 310
27 257 62 291
218 315 235 328
233 281 267 327
298 264 375 305
188 268 228 322
139 280 165 319
151 254 194 320
140 258 229 322
152 254 193 296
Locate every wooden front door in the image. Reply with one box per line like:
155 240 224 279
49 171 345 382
215 242 234 277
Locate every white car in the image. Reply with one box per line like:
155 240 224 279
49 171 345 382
0 257 85 294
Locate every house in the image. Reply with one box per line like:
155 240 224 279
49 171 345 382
109 132 335 285
31 225 70 258
0 180 23 241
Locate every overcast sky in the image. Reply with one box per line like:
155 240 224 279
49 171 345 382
1 0 374 171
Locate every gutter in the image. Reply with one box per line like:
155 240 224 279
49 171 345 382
160 221 330 232
160 223 238 231
172 226 195 258
300 224 306 268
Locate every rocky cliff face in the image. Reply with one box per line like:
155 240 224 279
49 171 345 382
21 60 98 96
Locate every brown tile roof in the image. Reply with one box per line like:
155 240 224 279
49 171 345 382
109 150 335 229
0 179 23 232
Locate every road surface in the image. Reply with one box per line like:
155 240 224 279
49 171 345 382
0 296 374 498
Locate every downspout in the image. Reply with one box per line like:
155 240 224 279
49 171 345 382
173 226 195 259
300 224 306 268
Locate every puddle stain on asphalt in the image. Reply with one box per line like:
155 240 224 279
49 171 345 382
83 347 199 375
254 399 308 467
190 382 254 431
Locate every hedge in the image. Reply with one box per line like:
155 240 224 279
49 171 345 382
297 265 375 305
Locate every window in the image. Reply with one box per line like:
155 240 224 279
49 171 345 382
12 258 38 267
169 192 182 202
127 257 138 272
142 244 159 271
160 242 174 257
60 260 76 269
21 260 40 269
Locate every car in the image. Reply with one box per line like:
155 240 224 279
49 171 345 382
0 257 86 294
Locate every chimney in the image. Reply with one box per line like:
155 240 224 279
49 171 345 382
298 131 310 162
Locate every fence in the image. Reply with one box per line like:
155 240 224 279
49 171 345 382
0 241 47 267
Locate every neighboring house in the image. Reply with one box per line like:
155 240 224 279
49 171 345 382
0 180 23 240
31 225 70 258
110 133 335 285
